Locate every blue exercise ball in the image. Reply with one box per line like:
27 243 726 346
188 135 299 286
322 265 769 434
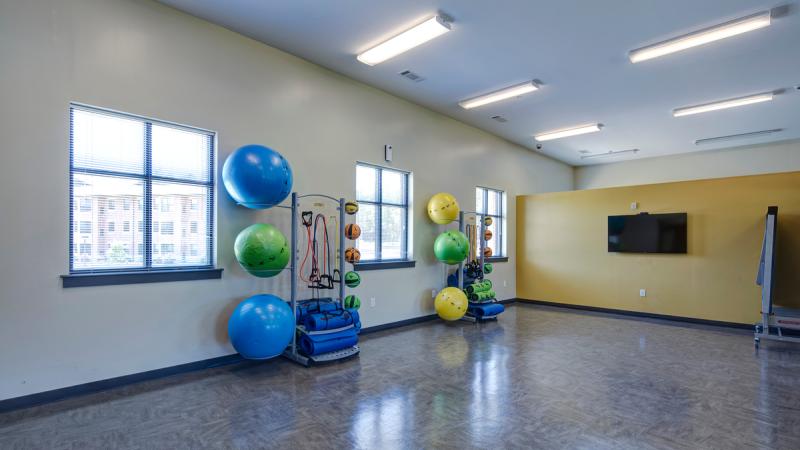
222 144 293 209
228 294 294 359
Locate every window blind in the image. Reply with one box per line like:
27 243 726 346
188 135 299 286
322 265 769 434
69 104 215 272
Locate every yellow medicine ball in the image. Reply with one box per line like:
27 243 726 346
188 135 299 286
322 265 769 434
427 193 460 225
434 287 468 321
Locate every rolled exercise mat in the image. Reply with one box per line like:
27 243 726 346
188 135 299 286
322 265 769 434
346 308 362 333
297 298 338 321
303 309 361 332
465 281 492 294
470 290 496 302
298 327 359 356
468 302 505 318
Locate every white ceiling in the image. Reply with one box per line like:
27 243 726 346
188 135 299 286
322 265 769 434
160 0 800 166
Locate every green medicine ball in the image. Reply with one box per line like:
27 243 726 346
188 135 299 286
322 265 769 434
234 223 289 278
344 294 361 310
433 230 470 265
344 271 361 288
483 263 493 274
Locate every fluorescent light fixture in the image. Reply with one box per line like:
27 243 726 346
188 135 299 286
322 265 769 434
534 123 603 142
580 149 639 160
673 92 773 117
629 11 771 63
357 15 451 66
695 128 782 145
459 81 539 109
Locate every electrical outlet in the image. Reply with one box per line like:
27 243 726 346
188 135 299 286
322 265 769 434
431 289 437 299
370 297 376 307
639 289 646 297
503 280 507 287
630 202 638 210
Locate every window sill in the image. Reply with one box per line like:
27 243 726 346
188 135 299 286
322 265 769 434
353 260 416 271
61 268 223 288
485 256 509 263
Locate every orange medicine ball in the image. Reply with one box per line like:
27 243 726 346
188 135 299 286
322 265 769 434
345 223 361 240
483 247 493 258
345 247 361 263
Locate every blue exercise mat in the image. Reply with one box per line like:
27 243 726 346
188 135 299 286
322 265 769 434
303 309 361 332
298 327 359 356
296 298 338 322
468 302 505 318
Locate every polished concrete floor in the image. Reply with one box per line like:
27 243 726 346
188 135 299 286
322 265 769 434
2 304 800 449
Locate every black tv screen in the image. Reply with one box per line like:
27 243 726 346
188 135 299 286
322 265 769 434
608 213 687 254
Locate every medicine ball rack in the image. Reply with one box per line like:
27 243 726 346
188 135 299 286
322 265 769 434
275 192 360 366
456 210 500 322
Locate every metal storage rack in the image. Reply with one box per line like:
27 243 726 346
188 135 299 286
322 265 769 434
281 192 360 366
455 210 500 322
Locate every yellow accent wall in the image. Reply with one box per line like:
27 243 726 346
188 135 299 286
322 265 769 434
517 172 800 324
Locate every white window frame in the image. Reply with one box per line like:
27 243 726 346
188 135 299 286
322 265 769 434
355 162 413 263
476 186 507 259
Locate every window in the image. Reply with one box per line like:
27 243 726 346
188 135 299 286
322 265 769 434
161 221 174 235
79 221 92 234
355 163 411 262
79 198 92 212
69 104 215 273
476 186 507 259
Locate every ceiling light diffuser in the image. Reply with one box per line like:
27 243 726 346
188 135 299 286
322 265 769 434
357 15 451 66
534 124 603 142
673 92 773 117
629 11 771 63
459 81 539 109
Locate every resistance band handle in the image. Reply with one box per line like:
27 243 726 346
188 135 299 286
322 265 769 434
302 211 313 227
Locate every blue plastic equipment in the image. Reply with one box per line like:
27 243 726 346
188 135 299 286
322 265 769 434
222 144 293 209
228 294 294 359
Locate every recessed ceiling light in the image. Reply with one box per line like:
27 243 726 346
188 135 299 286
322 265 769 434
357 15 451 66
458 81 539 110
629 11 771 63
694 128 782 145
534 123 603 142
673 92 774 117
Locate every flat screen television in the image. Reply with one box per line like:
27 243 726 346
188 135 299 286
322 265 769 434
608 212 687 254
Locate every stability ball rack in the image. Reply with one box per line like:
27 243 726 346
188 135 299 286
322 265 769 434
273 192 360 366
455 210 501 322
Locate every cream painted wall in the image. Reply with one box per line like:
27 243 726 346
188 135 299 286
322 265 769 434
0 0 572 400
575 139 800 190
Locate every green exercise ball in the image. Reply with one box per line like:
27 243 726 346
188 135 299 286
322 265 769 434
234 223 289 277
483 263 493 274
345 271 361 288
344 294 361 310
433 230 470 265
